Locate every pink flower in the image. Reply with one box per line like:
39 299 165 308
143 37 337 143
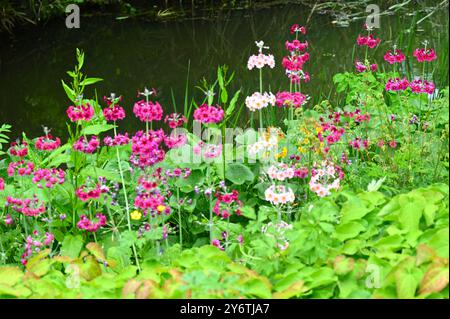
0 178 4 191
73 136 100 154
4 214 12 225
66 103 94 122
130 130 166 168
409 79 435 94
164 113 187 129
103 133 130 147
164 133 187 149
356 34 380 48
103 105 126 121
6 195 46 217
75 183 107 201
388 140 397 149
193 104 224 124
77 213 107 232
285 40 308 52
9 140 28 157
212 239 225 251
384 49 405 64
133 100 163 122
275 91 307 108
7 160 34 177
355 61 367 73
413 48 437 62
290 24 306 35
385 77 409 91
35 134 61 151
32 168 65 189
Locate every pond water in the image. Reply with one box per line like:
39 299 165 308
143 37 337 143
0 4 448 139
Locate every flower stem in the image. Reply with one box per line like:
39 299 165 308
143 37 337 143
114 123 141 272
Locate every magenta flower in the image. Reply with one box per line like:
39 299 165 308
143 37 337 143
73 136 100 154
384 49 406 64
103 105 126 122
413 48 437 62
356 34 380 48
193 104 224 124
275 91 307 108
66 103 94 122
103 133 130 147
32 168 65 189
6 195 46 217
35 134 61 151
409 79 435 94
77 213 107 232
385 77 409 91
133 100 163 122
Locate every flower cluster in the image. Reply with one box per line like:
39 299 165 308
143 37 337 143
356 34 381 48
164 113 187 129
32 168 65 188
21 231 54 265
75 179 109 201
247 53 275 70
193 141 223 160
413 48 437 62
384 49 406 64
73 136 100 154
349 137 369 150
35 134 61 151
130 130 166 168
9 140 28 157
290 24 306 35
193 104 224 124
285 39 308 52
133 100 163 122
213 189 242 219
385 77 409 91
264 184 295 205
266 163 295 181
355 61 377 73
309 161 341 197
164 133 187 149
66 103 94 122
77 213 107 232
134 191 169 216
7 160 34 177
0 177 4 191
409 79 435 94
245 92 276 112
103 105 126 122
275 91 307 108
6 195 46 216
103 133 130 147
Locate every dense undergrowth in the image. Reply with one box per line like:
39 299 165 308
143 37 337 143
0 21 448 299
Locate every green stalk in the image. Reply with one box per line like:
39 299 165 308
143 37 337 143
113 123 141 272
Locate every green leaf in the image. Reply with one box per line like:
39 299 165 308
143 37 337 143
80 77 103 86
0 267 23 286
240 206 256 219
60 235 84 259
61 80 76 101
334 222 365 241
226 90 241 117
225 163 254 185
81 124 116 135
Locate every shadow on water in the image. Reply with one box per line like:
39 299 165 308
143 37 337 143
0 3 448 139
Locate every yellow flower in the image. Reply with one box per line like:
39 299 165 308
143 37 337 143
275 147 287 159
130 210 142 220
157 205 166 213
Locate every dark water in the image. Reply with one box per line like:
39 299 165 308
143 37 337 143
0 4 448 139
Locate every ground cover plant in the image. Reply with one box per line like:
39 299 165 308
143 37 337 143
0 20 448 299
